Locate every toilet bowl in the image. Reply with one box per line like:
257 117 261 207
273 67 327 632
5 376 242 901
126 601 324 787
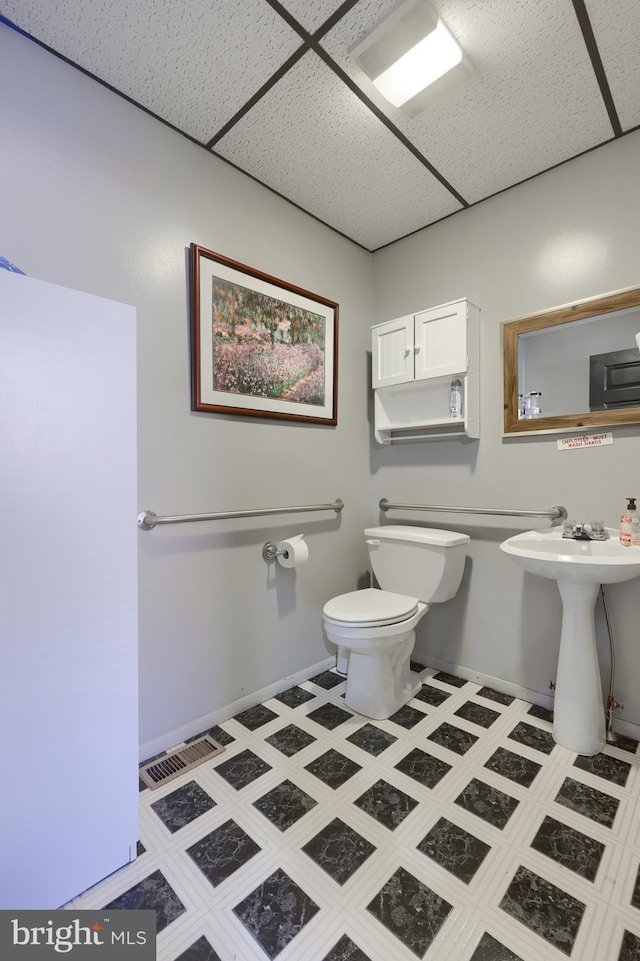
323 526 469 719
324 588 427 718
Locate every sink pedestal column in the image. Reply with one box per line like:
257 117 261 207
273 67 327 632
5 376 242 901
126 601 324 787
553 580 605 756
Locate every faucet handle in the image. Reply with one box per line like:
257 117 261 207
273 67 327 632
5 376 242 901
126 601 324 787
563 519 575 532
591 520 605 533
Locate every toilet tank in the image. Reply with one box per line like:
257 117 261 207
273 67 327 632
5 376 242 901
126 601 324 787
365 525 470 603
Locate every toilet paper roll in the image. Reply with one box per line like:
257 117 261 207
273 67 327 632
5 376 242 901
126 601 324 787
276 535 309 569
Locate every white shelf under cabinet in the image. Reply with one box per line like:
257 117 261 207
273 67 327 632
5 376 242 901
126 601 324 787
372 299 480 444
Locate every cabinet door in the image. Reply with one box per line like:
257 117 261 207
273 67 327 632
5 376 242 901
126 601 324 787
372 315 414 388
414 301 467 380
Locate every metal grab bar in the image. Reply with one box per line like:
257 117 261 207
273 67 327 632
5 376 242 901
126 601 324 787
379 498 567 522
138 498 344 531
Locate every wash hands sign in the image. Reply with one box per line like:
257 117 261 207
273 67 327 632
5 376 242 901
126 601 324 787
557 432 614 450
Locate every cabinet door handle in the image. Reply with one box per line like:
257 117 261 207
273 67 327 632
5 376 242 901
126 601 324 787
413 344 421 353
404 346 412 356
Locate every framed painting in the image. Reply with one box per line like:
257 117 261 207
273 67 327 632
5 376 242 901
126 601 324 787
190 245 339 425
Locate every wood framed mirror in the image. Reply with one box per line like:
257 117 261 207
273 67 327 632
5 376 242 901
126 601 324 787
503 286 640 434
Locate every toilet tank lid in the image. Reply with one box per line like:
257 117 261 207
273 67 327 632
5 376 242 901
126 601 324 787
365 525 470 547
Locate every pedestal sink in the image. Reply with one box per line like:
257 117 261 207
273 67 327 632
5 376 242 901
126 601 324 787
500 528 640 755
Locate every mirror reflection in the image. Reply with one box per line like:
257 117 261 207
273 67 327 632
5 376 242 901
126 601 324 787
503 286 640 434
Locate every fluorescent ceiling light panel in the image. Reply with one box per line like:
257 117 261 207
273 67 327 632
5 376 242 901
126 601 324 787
350 0 469 117
373 21 462 107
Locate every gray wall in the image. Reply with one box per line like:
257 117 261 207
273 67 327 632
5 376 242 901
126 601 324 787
0 26 373 757
372 130 640 730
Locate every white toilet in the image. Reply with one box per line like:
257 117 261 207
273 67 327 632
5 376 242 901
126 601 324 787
323 525 470 719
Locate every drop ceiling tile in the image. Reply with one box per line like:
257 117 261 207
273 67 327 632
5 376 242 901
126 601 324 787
322 0 616 203
278 0 351 35
2 0 303 142
215 51 462 249
586 0 640 131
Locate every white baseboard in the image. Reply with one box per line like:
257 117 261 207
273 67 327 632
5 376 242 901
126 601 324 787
139 654 337 762
413 650 640 743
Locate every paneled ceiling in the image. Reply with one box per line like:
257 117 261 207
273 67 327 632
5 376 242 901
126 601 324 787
2 0 639 251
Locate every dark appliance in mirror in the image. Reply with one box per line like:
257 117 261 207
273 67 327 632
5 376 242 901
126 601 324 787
589 347 640 411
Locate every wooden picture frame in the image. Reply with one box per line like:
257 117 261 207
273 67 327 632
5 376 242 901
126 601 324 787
190 245 338 425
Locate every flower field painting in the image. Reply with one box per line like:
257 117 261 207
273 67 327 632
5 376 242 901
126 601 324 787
191 245 338 425
211 277 326 405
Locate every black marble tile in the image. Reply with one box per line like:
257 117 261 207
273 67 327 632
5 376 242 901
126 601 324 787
233 866 320 959
321 935 371 961
234 704 278 730
477 687 515 706
174 935 222 961
104 869 186 934
310 670 344 689
415 684 451 707
394 747 451 788
213 749 272 790
302 817 376 884
410 659 427 673
573 751 631 787
454 701 501 728
454 778 519 829
150 780 216 833
428 721 479 755
620 930 640 961
307 702 353 730
530 815 605 881
253 780 317 831
346 723 398 756
470 933 523 961
304 749 362 789
185 725 234 747
500 864 585 955
354 779 418 830
612 734 639 755
555 776 619 827
433 670 467 687
136 840 145 856
508 721 555 755
417 817 491 883
367 866 452 956
484 747 541 788
265 724 317 757
204 724 235 746
528 704 554 723
186 819 261 887
631 863 640 909
388 704 427 729
274 685 317 708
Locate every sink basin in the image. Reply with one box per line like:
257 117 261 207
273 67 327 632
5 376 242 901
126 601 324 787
500 527 640 584
500 528 640 756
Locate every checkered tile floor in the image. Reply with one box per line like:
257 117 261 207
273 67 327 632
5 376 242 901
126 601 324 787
67 665 640 961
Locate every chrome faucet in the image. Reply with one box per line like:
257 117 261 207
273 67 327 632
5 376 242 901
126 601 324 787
562 520 608 541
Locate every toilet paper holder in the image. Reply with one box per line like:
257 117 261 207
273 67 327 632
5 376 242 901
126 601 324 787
262 542 288 562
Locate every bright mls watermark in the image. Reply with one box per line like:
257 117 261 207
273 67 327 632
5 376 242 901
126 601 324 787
0 911 156 960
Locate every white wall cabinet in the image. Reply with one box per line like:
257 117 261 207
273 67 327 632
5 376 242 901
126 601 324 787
372 298 480 443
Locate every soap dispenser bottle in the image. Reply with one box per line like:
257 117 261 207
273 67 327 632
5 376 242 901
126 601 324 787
620 497 638 546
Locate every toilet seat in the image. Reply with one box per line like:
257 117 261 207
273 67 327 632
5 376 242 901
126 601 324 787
323 588 419 627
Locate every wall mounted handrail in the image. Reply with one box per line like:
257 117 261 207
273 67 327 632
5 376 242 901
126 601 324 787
138 498 344 531
379 499 567 522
